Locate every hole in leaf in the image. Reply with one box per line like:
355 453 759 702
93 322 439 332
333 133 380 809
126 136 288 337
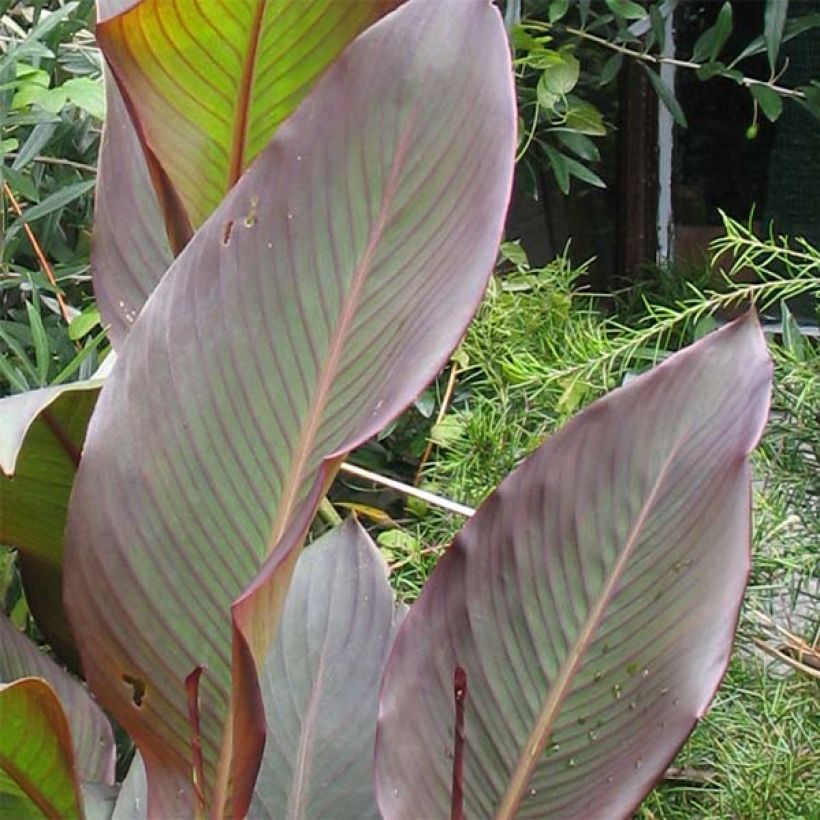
122 674 146 707
222 220 234 246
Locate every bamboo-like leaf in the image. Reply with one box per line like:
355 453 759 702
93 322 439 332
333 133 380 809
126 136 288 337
65 0 515 814
0 678 83 819
0 614 116 787
375 314 772 819
764 0 788 72
96 0 403 229
250 519 405 818
0 382 100 667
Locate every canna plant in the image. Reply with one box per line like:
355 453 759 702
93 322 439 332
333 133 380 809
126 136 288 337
0 1 773 819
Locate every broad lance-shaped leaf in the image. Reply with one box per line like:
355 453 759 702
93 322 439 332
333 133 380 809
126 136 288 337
251 518 405 818
65 0 515 814
0 614 116 788
0 382 100 668
375 314 772 819
0 678 83 818
96 0 402 228
91 73 175 346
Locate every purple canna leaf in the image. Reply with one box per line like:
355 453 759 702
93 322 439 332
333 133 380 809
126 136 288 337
375 313 772 819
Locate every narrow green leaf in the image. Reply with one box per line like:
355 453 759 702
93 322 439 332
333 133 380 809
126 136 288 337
0 355 29 393
554 129 600 161
764 0 788 72
50 330 108 386
751 84 783 121
780 301 805 361
564 154 606 187
643 64 688 127
649 5 666 53
1 167 40 202
68 307 101 341
731 13 820 66
10 121 58 171
599 51 623 87
545 144 571 193
692 2 733 64
549 0 569 23
24 300 50 386
0 323 39 386
605 0 647 21
7 179 95 238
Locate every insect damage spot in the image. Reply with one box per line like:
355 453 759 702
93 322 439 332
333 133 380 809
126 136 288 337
244 195 259 228
221 219 235 246
122 673 146 707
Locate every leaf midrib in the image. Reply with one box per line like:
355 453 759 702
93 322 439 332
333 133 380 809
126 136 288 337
228 0 269 188
495 450 678 818
265 112 418 557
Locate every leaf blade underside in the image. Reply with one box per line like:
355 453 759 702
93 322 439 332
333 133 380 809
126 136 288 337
65 0 515 814
250 519 405 819
375 314 772 819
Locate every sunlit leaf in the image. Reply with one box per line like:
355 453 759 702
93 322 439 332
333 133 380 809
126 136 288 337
0 615 115 786
0 678 82 819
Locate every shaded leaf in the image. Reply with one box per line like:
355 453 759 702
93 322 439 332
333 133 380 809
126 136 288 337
751 84 783 122
540 52 580 96
0 383 100 667
692 2 733 64
764 0 788 72
643 65 688 127
250 519 405 818
64 0 515 815
731 12 820 66
90 72 176 347
110 754 147 820
604 0 647 21
0 678 82 819
598 52 623 87
375 314 772 818
6 179 95 238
